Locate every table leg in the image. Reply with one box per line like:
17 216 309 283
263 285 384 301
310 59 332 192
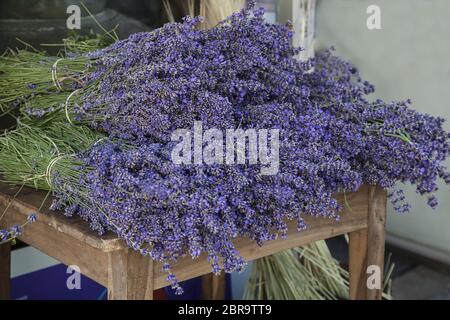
348 228 368 299
366 186 387 300
107 249 154 300
0 240 11 300
202 273 226 300
348 186 387 300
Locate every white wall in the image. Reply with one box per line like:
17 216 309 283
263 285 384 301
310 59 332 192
12 247 59 278
315 0 450 262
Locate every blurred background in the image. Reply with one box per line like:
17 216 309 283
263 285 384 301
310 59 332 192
0 0 449 300
315 0 450 300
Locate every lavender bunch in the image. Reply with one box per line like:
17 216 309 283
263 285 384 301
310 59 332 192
71 5 307 142
0 123 102 245
68 4 449 292
304 49 450 210
1 1 449 293
71 2 449 212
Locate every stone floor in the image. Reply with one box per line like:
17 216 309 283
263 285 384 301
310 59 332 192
392 266 450 300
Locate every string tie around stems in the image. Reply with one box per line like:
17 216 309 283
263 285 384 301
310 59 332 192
92 136 106 148
45 154 72 188
65 89 81 124
51 58 65 91
43 134 107 187
52 58 84 91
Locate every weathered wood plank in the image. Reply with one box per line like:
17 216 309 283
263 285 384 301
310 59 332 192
348 228 368 300
0 241 10 300
0 182 371 292
348 186 387 300
202 273 226 300
366 186 387 300
0 182 124 252
1 198 110 286
108 249 154 300
153 187 369 289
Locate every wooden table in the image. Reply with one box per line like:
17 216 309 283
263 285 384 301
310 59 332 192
0 182 387 300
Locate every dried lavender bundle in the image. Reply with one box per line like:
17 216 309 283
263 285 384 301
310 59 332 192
0 1 449 294
0 123 102 243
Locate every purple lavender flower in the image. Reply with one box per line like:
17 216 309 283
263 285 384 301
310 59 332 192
0 229 9 242
427 196 438 209
36 1 449 294
27 213 37 223
10 225 22 238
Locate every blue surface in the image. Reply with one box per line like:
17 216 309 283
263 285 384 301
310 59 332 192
165 274 232 300
12 264 106 300
12 263 230 300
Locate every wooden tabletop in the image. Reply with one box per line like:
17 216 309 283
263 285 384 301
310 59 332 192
0 181 370 251
0 182 124 252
